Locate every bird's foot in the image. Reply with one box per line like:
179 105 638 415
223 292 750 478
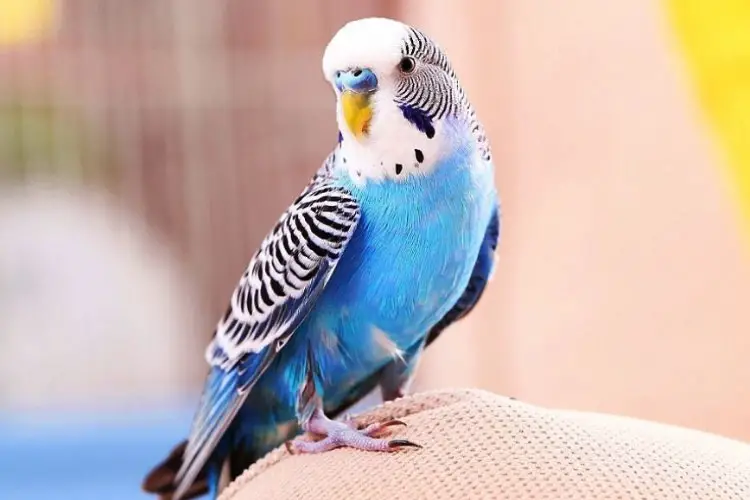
286 410 420 454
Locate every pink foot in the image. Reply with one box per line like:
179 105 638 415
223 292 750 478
286 410 420 454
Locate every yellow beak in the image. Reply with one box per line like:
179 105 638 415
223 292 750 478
341 90 373 140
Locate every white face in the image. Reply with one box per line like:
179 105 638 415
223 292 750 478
322 18 458 185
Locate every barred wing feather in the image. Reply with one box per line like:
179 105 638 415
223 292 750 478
173 168 360 499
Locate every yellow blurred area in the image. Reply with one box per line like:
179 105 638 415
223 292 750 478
0 0 55 46
665 0 750 244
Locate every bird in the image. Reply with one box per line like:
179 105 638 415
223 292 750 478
142 17 501 500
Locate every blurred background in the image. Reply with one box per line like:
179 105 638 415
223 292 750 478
1 0 749 498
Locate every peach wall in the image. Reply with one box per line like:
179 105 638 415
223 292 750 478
402 0 750 440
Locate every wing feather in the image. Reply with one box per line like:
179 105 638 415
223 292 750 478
172 157 360 499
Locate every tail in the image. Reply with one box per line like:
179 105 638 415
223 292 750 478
142 440 209 500
142 440 261 499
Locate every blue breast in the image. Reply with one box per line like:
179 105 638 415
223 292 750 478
311 144 494 397
246 133 495 424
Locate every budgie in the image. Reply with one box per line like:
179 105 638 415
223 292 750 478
143 17 501 500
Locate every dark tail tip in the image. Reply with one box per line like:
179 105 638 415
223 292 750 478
142 440 209 500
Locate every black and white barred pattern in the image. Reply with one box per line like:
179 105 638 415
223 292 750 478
209 155 360 368
395 27 492 162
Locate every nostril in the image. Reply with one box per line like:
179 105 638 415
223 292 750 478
352 68 362 77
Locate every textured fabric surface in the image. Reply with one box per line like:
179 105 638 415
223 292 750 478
219 389 750 499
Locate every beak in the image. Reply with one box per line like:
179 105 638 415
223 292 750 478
341 90 373 140
335 68 378 140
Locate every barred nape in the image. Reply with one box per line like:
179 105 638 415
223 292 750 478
399 27 492 162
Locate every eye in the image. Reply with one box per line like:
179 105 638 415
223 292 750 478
398 56 416 74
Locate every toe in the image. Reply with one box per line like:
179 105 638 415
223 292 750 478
291 436 339 454
341 413 360 429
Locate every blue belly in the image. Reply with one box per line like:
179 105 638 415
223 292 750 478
241 140 495 435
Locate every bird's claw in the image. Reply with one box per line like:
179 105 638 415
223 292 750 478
360 419 407 436
383 419 408 428
284 440 296 455
287 415 419 454
387 439 422 449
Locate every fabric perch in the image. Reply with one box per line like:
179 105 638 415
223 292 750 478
218 389 750 500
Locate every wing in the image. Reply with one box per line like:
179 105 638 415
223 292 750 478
426 200 500 347
173 158 361 499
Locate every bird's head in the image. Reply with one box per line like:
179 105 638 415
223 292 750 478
322 17 488 182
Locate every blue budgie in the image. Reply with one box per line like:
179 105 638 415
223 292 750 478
143 17 501 500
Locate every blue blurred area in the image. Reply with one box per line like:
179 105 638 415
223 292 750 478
0 406 195 500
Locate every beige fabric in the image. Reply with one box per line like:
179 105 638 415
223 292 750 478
219 389 750 499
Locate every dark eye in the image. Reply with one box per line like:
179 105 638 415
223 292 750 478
398 56 416 74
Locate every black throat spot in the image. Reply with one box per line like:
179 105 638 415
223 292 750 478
414 149 424 163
